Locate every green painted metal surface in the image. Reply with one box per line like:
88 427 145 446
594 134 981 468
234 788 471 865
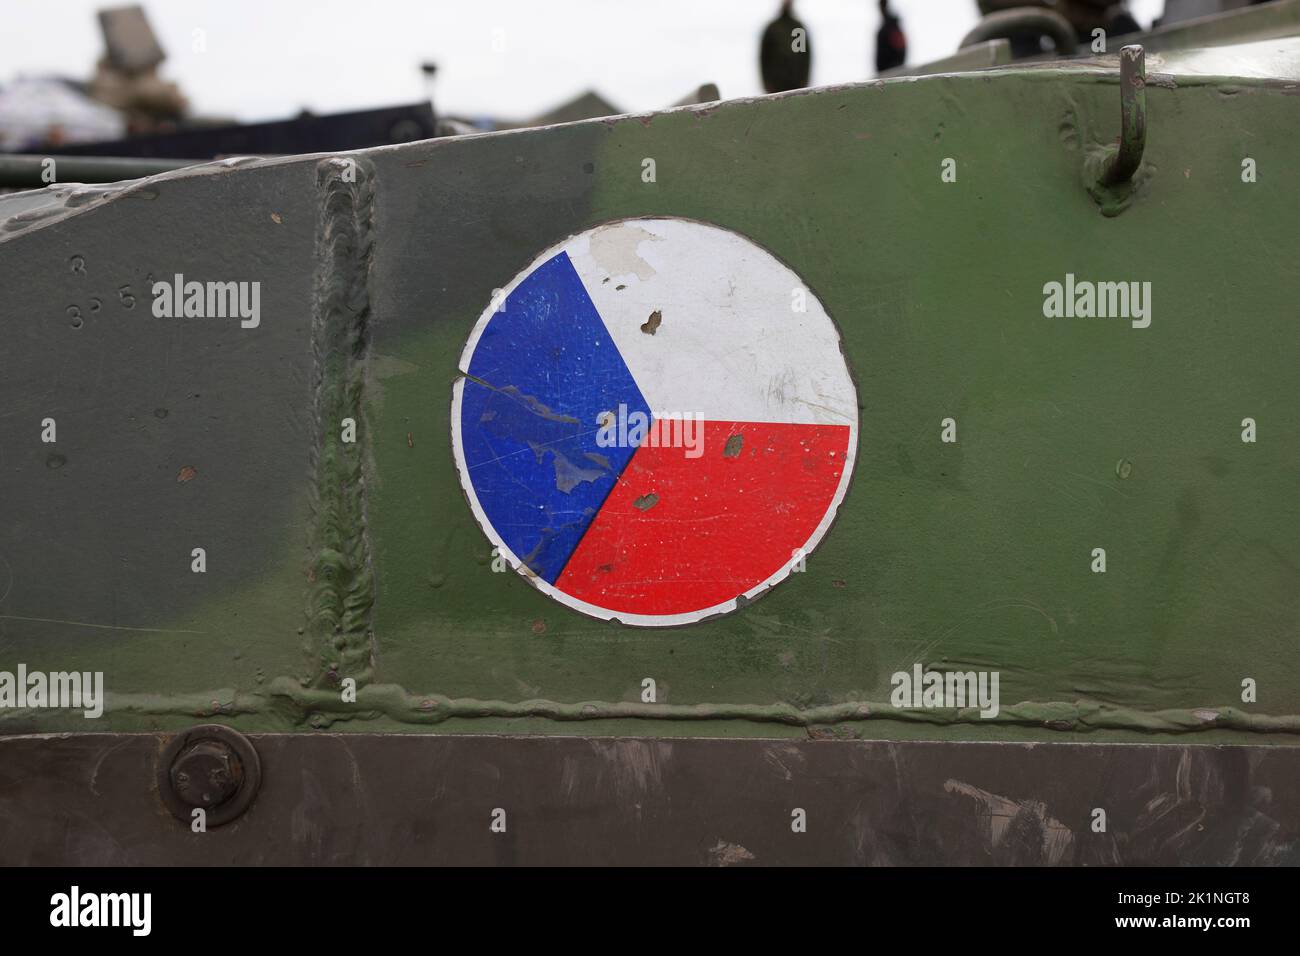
1 34 1297 745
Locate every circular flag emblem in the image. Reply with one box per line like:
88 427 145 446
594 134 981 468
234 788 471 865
452 218 858 626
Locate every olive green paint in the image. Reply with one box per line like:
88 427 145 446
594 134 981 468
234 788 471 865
1 53 1297 743
360 66 1300 740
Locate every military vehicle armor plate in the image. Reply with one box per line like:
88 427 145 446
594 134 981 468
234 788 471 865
1 0 1298 865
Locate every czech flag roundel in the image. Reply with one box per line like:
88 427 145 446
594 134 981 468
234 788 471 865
451 218 858 627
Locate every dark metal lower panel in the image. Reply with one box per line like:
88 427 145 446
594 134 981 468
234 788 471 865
1 734 1296 865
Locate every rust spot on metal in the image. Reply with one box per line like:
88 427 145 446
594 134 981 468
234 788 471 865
531 619 547 634
633 493 660 512
832 579 847 589
177 465 198 483
706 840 755 867
597 563 614 574
641 310 662 335
723 434 744 458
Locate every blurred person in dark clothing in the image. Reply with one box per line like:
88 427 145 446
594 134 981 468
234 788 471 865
876 0 907 73
760 1 811 93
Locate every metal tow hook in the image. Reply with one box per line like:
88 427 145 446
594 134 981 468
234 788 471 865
1100 44 1146 186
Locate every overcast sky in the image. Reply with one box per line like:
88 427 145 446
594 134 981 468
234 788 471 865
4 0 1166 122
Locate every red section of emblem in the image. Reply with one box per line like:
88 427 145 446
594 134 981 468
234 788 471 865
555 420 851 617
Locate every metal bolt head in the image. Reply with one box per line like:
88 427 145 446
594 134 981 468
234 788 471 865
158 724 260 827
169 739 242 808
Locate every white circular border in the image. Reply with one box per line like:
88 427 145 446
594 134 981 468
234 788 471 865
451 218 859 628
